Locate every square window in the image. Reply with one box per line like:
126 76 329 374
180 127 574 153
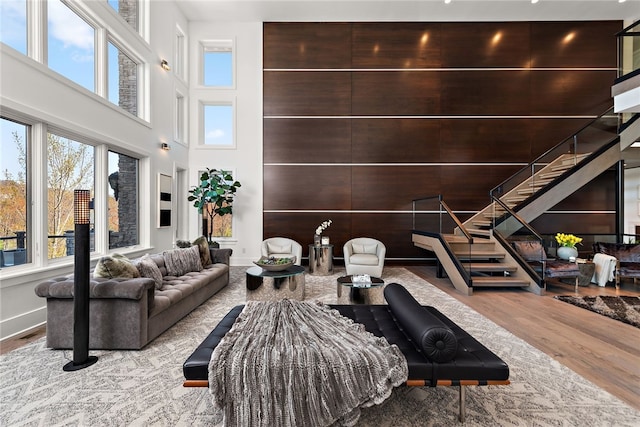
202 39 234 87
203 104 234 147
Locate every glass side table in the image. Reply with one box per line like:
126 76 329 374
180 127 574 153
308 244 333 276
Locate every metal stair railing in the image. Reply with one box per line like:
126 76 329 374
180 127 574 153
490 107 619 204
412 195 473 286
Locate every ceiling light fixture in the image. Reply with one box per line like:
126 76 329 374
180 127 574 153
444 0 451 4
531 0 539 4
161 59 170 71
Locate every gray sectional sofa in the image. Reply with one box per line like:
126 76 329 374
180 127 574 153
35 247 232 350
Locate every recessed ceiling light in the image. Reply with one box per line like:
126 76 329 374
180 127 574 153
445 0 452 4
532 0 539 3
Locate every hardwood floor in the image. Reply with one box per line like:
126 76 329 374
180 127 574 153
2 267 639 413
406 265 640 412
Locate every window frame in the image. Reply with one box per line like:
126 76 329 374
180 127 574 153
200 38 236 89
199 100 237 149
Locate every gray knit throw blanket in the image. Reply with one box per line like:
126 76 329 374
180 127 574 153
208 299 408 426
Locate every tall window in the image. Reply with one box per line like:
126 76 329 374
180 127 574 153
108 41 138 116
0 0 27 54
108 151 139 249
175 92 185 143
202 40 234 87
0 117 29 268
107 0 139 32
47 132 95 260
175 25 186 80
47 0 95 92
203 103 234 147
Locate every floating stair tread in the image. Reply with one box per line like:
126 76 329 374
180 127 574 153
468 228 491 236
528 179 553 187
504 195 528 202
455 251 506 260
472 277 530 287
472 220 492 227
538 170 565 179
465 263 518 272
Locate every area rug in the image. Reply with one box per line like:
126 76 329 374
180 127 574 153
2 267 639 426
554 295 640 328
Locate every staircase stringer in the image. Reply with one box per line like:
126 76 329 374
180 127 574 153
464 142 621 230
412 233 473 296
516 143 620 223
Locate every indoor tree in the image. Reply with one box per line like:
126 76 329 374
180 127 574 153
187 168 241 247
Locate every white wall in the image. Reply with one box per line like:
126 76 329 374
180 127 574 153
624 166 640 240
0 1 190 340
187 21 263 266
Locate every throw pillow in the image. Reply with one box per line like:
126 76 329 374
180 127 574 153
176 239 192 248
163 246 203 277
136 255 163 290
93 253 140 279
267 242 292 255
192 235 212 267
513 241 547 262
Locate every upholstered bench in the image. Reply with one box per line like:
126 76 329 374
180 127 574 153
183 283 510 422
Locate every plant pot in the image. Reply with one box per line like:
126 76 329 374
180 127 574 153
557 246 578 260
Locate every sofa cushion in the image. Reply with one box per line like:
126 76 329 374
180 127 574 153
349 253 379 265
384 283 458 363
94 253 140 279
512 241 547 262
163 246 203 277
594 242 640 263
352 243 377 254
192 236 211 267
136 254 164 289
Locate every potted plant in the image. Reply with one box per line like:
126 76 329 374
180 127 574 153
555 233 582 260
188 168 241 247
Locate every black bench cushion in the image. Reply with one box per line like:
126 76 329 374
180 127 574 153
184 302 509 384
183 305 244 382
383 282 458 362
331 304 508 382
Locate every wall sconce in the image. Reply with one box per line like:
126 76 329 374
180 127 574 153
63 190 98 371
161 59 171 71
161 142 171 151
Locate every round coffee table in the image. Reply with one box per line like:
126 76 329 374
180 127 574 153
336 275 385 304
246 265 305 301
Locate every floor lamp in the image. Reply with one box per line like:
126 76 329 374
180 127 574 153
63 190 98 371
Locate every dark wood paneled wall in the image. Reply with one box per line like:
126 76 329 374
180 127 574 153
263 21 621 261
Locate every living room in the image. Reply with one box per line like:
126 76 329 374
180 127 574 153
1 0 640 425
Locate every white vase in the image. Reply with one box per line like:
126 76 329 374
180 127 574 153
557 246 578 260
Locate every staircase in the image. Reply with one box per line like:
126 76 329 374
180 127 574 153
412 108 640 296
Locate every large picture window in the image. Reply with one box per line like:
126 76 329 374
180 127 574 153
47 132 94 260
47 0 95 92
108 151 139 249
0 117 29 268
0 0 27 54
108 41 139 116
107 0 139 33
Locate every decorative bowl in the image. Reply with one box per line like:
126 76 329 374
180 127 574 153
254 256 296 271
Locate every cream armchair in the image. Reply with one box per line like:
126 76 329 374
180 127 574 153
261 237 303 265
343 238 386 277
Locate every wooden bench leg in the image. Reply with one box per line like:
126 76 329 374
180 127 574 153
459 385 466 422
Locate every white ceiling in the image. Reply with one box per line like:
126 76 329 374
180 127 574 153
174 0 640 23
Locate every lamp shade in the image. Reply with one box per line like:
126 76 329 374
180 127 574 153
74 190 91 225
